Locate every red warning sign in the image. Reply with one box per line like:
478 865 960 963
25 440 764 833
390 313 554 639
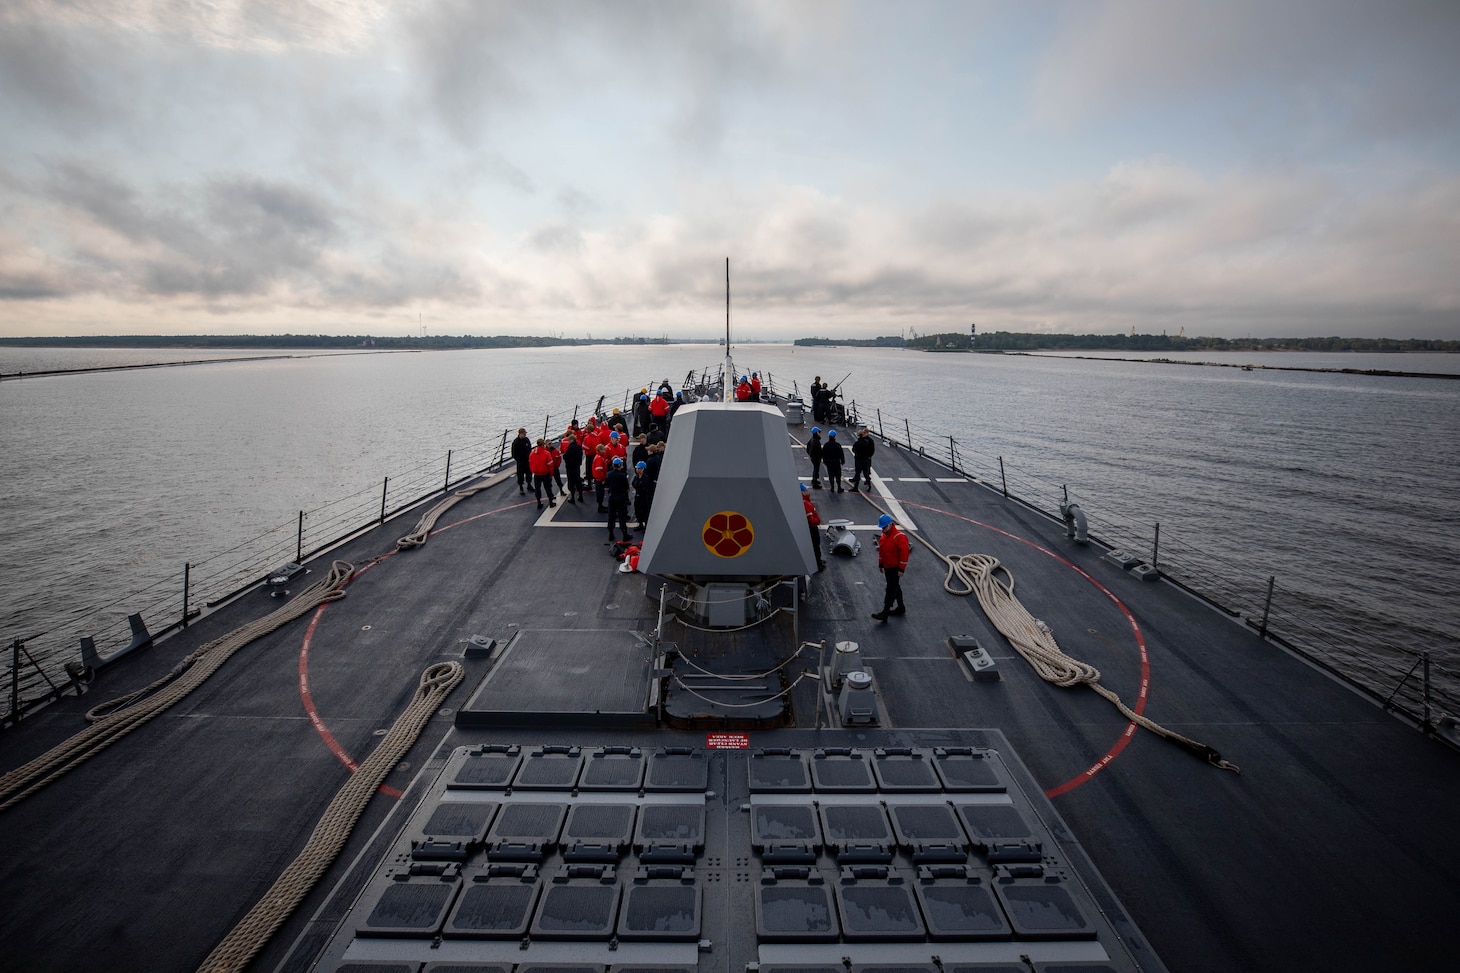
706 732 750 750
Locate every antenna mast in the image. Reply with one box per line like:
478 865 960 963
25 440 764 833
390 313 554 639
723 257 735 401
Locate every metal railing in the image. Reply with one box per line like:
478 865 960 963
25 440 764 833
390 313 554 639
2 374 726 726
809 397 1459 734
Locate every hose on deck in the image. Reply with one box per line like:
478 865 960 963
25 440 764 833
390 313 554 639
0 561 356 811
196 661 465 973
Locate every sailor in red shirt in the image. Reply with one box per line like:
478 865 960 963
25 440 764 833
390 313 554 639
528 438 557 510
591 444 611 512
871 513 910 620
800 484 825 572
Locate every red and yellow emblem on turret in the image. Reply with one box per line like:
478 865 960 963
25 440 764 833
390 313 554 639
702 511 754 558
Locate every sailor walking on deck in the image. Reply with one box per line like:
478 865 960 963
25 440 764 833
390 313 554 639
871 514 910 621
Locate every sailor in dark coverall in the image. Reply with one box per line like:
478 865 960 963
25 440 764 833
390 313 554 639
511 427 531 494
810 377 824 421
850 427 875 492
604 457 632 542
563 434 584 503
806 427 824 488
871 514 910 621
633 461 655 529
822 429 845 492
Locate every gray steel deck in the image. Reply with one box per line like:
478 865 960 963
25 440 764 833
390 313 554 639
1 427 1458 973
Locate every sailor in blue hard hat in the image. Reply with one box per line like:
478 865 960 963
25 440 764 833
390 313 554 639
806 426 825 488
871 513 910 621
822 426 845 491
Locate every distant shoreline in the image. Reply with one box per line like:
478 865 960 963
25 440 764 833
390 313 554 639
1018 351 1460 380
0 349 414 381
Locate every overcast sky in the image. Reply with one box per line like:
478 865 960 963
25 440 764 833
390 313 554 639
2 0 1458 340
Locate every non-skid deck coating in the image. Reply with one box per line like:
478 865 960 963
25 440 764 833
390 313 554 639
1 421 1458 973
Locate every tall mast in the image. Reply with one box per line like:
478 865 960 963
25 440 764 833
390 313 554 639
723 257 735 401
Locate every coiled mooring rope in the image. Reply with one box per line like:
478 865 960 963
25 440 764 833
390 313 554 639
854 494 1239 774
0 561 356 811
196 660 464 973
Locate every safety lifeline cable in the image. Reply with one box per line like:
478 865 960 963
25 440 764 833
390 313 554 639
196 661 465 973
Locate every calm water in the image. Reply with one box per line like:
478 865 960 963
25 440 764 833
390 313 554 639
3 345 1457 715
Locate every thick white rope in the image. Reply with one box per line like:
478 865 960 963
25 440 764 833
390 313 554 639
396 471 513 549
947 551 1237 770
0 561 357 810
197 661 465 973
855 491 1239 774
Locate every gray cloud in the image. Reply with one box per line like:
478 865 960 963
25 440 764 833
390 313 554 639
1033 0 1460 150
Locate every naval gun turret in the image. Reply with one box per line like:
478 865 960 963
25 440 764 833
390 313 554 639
638 402 815 628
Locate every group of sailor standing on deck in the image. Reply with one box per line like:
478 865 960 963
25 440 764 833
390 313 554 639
510 381 683 544
509 371 909 618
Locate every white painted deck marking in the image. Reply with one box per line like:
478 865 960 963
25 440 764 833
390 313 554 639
871 471 917 531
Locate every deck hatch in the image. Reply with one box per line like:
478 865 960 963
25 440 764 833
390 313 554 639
755 883 840 941
833 879 926 941
450 747 522 789
356 875 461 938
412 801 498 861
514 747 585 789
871 749 941 791
888 804 970 862
580 747 646 789
645 749 709 791
819 803 894 862
485 802 567 861
561 803 636 862
634 804 705 854
810 749 876 791
749 749 811 792
956 805 1035 849
913 879 1012 940
530 881 622 940
618 883 703 940
932 748 1008 793
992 873 1097 941
443 877 541 938
752 804 821 848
